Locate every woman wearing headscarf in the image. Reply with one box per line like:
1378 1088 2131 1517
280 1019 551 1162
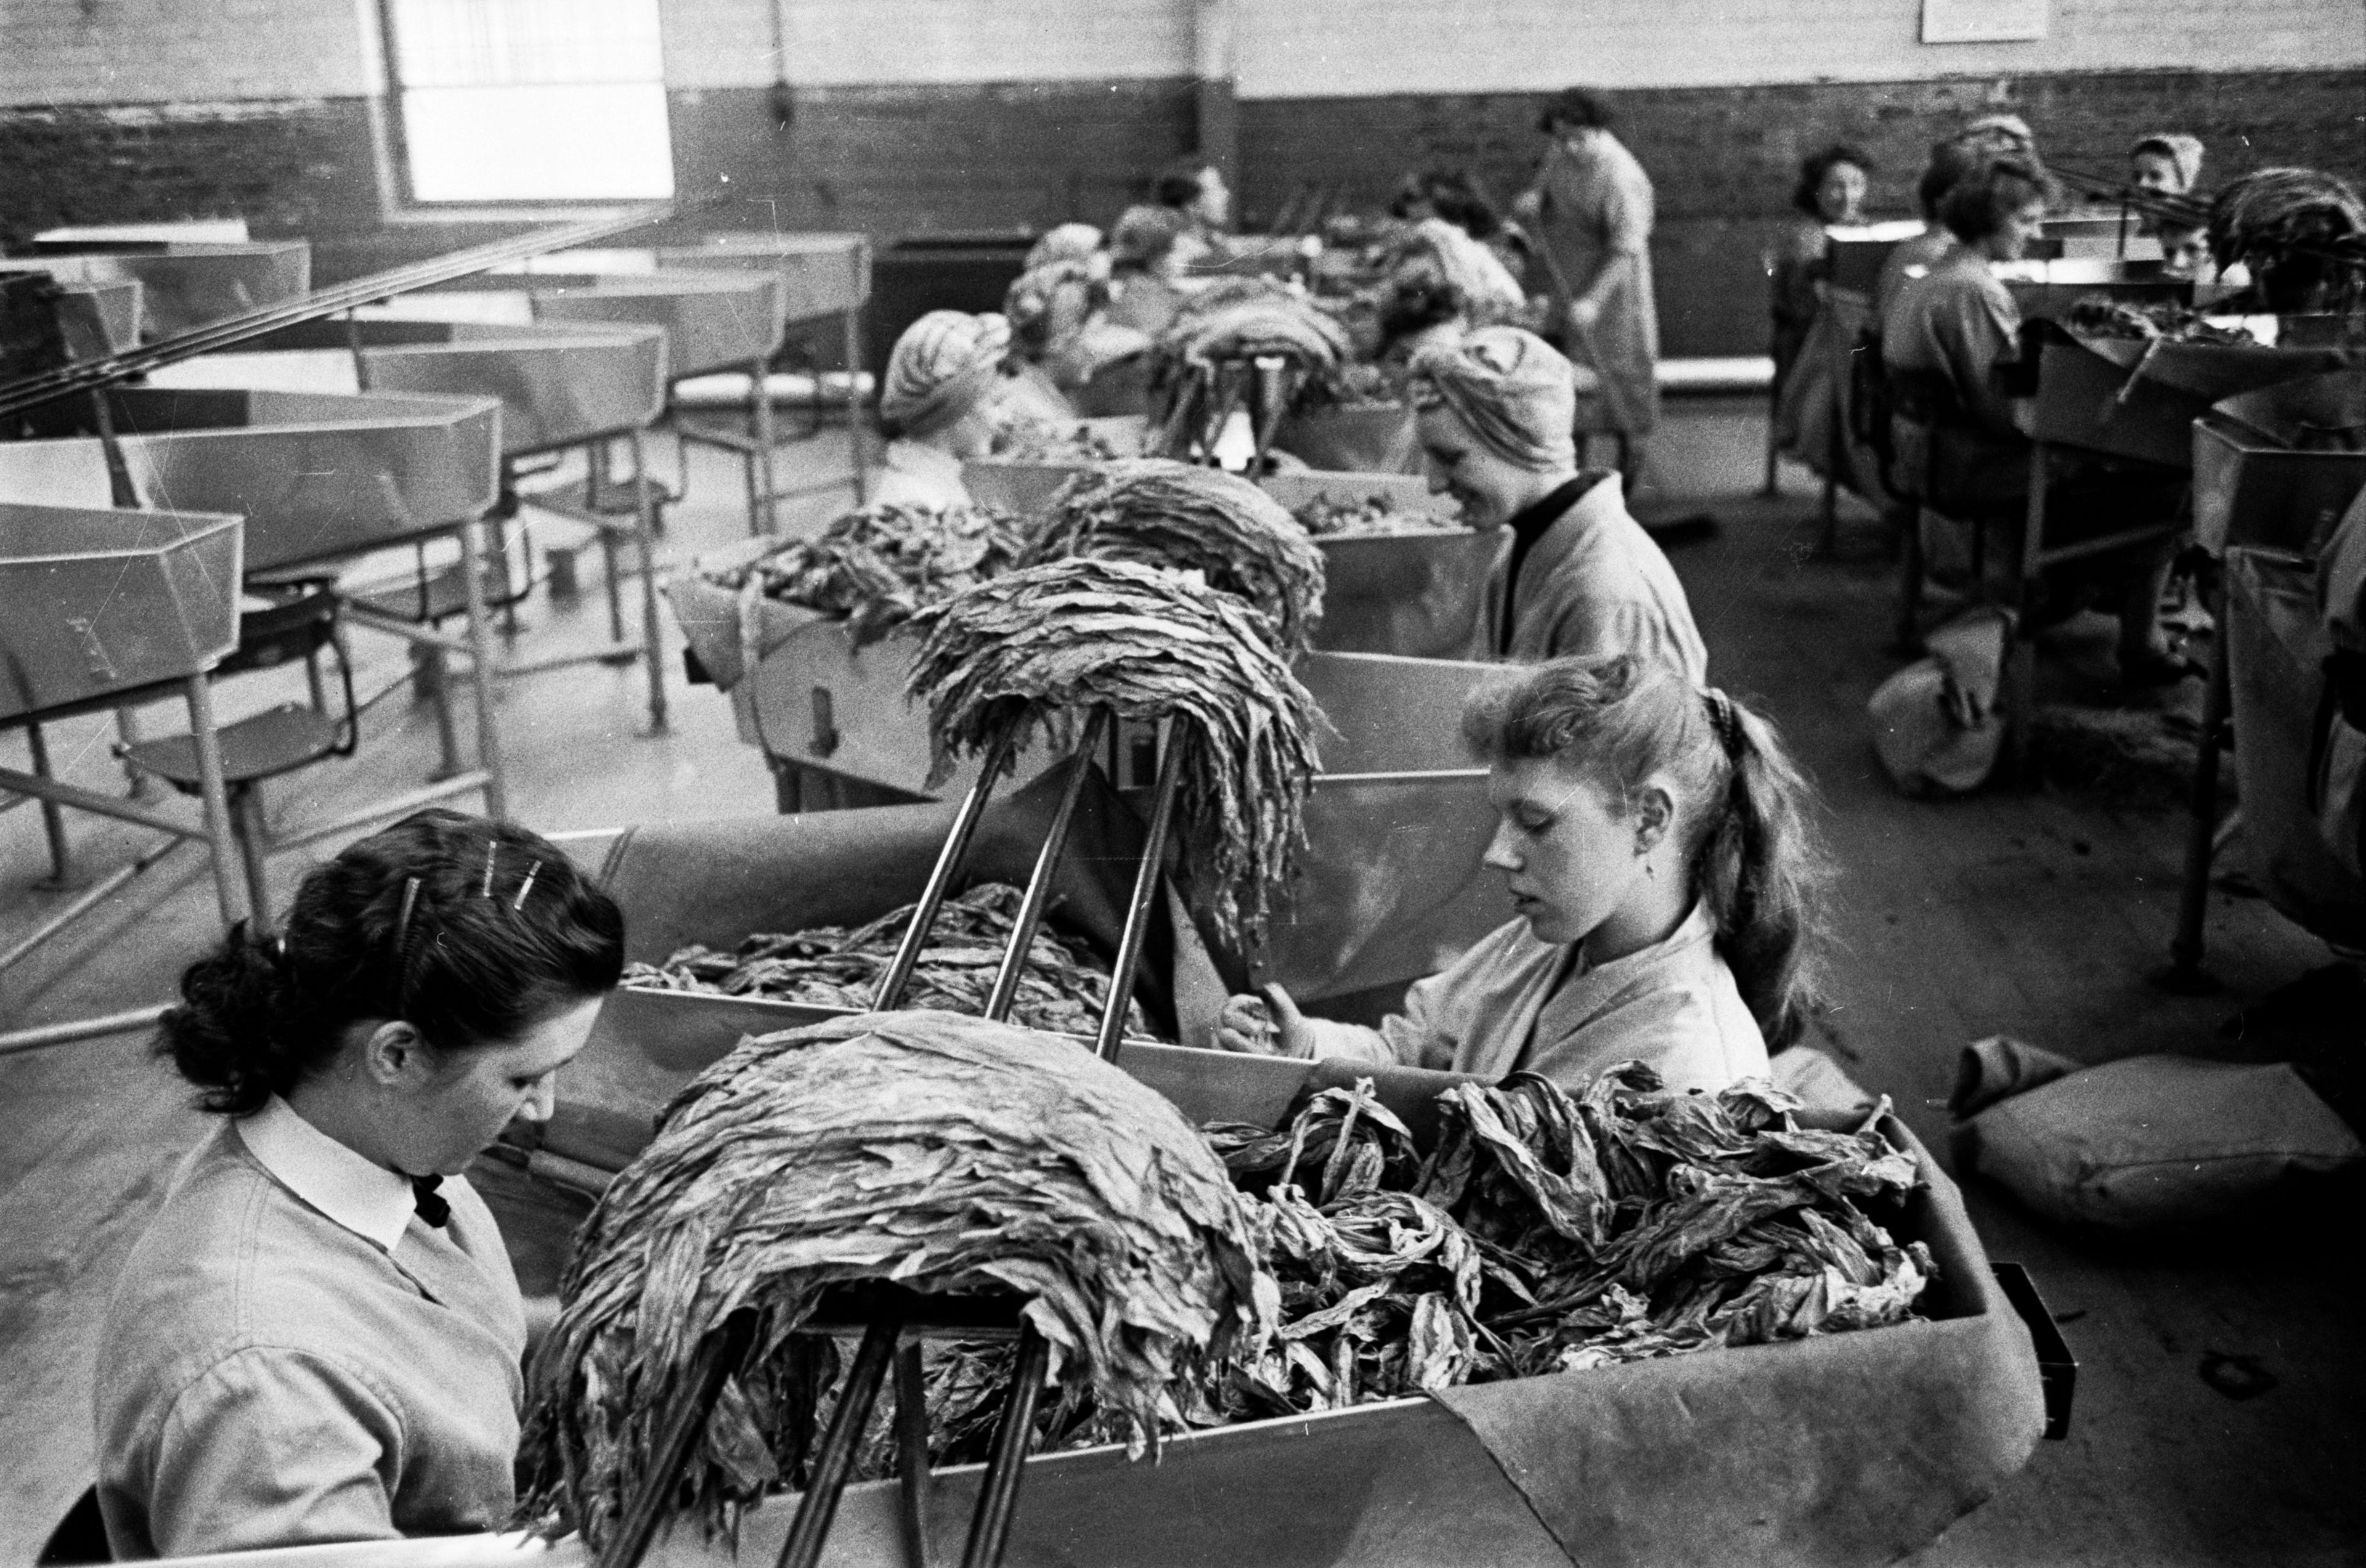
870 310 1015 508
1513 88 1661 484
1409 327 1706 680
1025 222 1108 277
1102 205 1192 339
1001 259 1152 420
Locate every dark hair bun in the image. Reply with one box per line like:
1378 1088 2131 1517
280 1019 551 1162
157 809 625 1116
159 922 298 1115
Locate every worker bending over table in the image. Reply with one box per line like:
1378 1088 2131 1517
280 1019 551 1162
870 309 1017 508
1218 653 1826 1095
1883 153 2187 684
95 811 624 1556
1409 326 1707 678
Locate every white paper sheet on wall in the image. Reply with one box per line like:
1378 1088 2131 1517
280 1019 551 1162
1921 0 2050 43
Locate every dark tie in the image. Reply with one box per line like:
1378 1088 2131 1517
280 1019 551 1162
412 1175 451 1229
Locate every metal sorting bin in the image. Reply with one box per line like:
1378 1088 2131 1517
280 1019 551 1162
2222 543 2366 948
489 859 2040 1568
1994 258 2189 324
54 277 143 352
15 240 309 337
2014 331 2354 468
1259 469 1502 660
147 317 666 457
2193 370 2366 555
0 502 243 723
961 417 1151 516
423 260 789 383
0 387 502 574
1272 400 1420 473
654 230 873 325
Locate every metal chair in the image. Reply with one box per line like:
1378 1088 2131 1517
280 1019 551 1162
118 581 359 932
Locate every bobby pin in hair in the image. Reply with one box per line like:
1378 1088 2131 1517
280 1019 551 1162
480 840 499 898
393 875 424 953
511 860 542 911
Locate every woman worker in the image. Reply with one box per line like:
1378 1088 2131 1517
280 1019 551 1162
871 309 1017 508
96 810 624 1555
1152 155 1233 267
1513 87 1661 485
1883 153 2185 683
1003 258 1152 419
1102 205 1193 339
1409 326 1707 679
1769 144 1872 399
1217 653 1824 1095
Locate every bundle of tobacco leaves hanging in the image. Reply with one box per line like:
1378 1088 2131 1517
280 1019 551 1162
701 502 1024 645
1201 1064 1934 1418
1158 276 1352 373
619 882 1158 1040
1024 459 1327 651
2063 298 2254 346
516 1012 1272 1547
906 558 1322 948
1291 492 1472 538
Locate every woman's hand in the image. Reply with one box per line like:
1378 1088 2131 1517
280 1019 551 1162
1214 984 1312 1057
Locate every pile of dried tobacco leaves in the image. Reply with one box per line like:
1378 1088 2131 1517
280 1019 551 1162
619 882 1157 1040
1292 492 1471 538
906 557 1321 948
1201 1063 1932 1413
702 502 1023 645
1025 458 1327 651
991 418 1137 463
516 1013 1269 1546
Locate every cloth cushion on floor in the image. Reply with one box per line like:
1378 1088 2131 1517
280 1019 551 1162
1869 607 2012 795
1951 1052 2365 1230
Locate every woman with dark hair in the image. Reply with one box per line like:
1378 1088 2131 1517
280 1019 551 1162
1885 154 2185 681
1152 155 1231 267
1513 87 1662 484
95 810 625 1556
1770 143 1873 394
1872 137 1984 322
1216 654 1827 1094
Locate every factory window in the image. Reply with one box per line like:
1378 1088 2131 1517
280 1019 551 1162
382 0 676 205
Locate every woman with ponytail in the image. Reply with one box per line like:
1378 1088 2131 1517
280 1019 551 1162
96 810 623 1557
1218 653 1827 1092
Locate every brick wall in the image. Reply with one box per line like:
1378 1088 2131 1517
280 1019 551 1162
1242 69 2366 355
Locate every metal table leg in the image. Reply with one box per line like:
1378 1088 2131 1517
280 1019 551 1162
750 354 781 535
180 673 247 931
630 428 671 734
24 722 76 889
459 516 511 821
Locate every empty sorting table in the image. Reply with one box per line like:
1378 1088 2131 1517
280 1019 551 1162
14 239 310 337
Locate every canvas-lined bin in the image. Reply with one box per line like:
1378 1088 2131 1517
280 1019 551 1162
2008 325 2354 469
2192 370 2366 557
960 417 1152 518
483 980 2046 1568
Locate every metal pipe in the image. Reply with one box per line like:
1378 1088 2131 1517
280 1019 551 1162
458 516 511 820
750 352 781 535
872 728 1019 1011
893 1342 933 1568
2166 569 2233 989
179 673 247 930
630 426 671 734
844 274 869 505
956 1325 1052 1568
0 836 182 977
595 1307 760 1568
23 723 76 889
774 1316 902 1568
1094 725 1188 1062
983 712 1111 1023
0 763 211 840
0 1004 171 1058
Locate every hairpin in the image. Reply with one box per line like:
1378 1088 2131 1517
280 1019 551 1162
480 840 499 898
511 860 542 911
393 875 423 953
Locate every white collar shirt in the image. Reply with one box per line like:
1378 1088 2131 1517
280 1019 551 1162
234 1094 418 1254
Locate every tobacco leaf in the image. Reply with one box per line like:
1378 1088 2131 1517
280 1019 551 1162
704 502 1024 645
620 882 1155 1040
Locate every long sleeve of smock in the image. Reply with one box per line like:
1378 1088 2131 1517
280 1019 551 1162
137 1349 407 1554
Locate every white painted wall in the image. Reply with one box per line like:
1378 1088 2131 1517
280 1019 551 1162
1 0 2354 107
1233 0 2366 97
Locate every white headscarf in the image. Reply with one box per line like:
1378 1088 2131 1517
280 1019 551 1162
879 311 1010 438
1407 327 1579 472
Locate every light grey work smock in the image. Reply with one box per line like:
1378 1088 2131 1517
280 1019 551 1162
95 1100 527 1556
1296 903 1770 1094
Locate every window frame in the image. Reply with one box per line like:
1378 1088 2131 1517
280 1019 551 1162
368 0 678 222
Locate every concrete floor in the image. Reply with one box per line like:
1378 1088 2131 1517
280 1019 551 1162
2 401 2359 1566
